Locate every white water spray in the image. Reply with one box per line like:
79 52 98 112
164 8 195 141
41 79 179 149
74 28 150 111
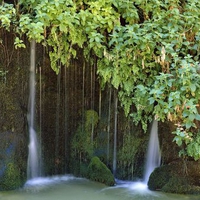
144 119 161 184
27 40 41 179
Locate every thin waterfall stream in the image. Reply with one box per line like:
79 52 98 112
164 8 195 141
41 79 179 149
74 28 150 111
144 119 161 184
27 40 41 179
116 118 161 191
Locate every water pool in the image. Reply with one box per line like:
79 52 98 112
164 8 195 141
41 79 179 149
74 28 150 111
0 175 199 200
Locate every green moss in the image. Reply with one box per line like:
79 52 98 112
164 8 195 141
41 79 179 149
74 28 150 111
162 176 193 194
1 162 23 190
148 163 200 194
148 165 172 190
87 156 115 186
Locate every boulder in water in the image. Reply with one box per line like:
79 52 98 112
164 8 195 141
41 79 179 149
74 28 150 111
87 156 115 186
148 160 200 194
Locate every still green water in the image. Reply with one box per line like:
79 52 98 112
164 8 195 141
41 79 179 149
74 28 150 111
0 175 199 200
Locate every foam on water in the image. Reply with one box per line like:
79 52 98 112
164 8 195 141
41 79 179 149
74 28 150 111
129 182 148 191
23 175 78 192
101 179 160 199
115 180 148 192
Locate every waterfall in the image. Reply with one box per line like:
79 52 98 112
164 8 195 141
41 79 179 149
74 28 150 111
144 119 161 184
27 40 41 179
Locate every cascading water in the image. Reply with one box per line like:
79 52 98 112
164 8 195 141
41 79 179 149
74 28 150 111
144 119 161 184
118 119 161 191
27 40 41 179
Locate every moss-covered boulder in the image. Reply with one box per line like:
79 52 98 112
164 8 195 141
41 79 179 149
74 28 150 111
148 160 200 194
148 165 172 190
87 156 115 186
162 176 199 194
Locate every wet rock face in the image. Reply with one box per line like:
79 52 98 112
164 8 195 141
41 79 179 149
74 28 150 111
158 121 180 164
0 31 30 190
0 79 28 190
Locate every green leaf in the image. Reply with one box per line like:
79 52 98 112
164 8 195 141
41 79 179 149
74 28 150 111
190 84 196 92
185 121 193 129
173 136 182 146
195 114 200 120
164 108 168 113
14 37 26 49
59 23 67 32
95 37 101 43
148 97 155 105
137 85 145 92
189 113 195 121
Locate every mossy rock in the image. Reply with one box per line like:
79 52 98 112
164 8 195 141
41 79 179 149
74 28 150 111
148 162 200 194
148 165 173 190
87 156 115 186
0 162 24 190
162 176 194 194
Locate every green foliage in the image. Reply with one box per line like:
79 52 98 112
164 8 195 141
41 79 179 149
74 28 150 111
186 133 200 161
0 0 119 72
1 0 200 160
0 3 16 30
98 1 200 160
14 37 26 49
87 156 115 186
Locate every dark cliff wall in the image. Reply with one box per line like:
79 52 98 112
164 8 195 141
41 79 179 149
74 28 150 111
0 30 29 189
